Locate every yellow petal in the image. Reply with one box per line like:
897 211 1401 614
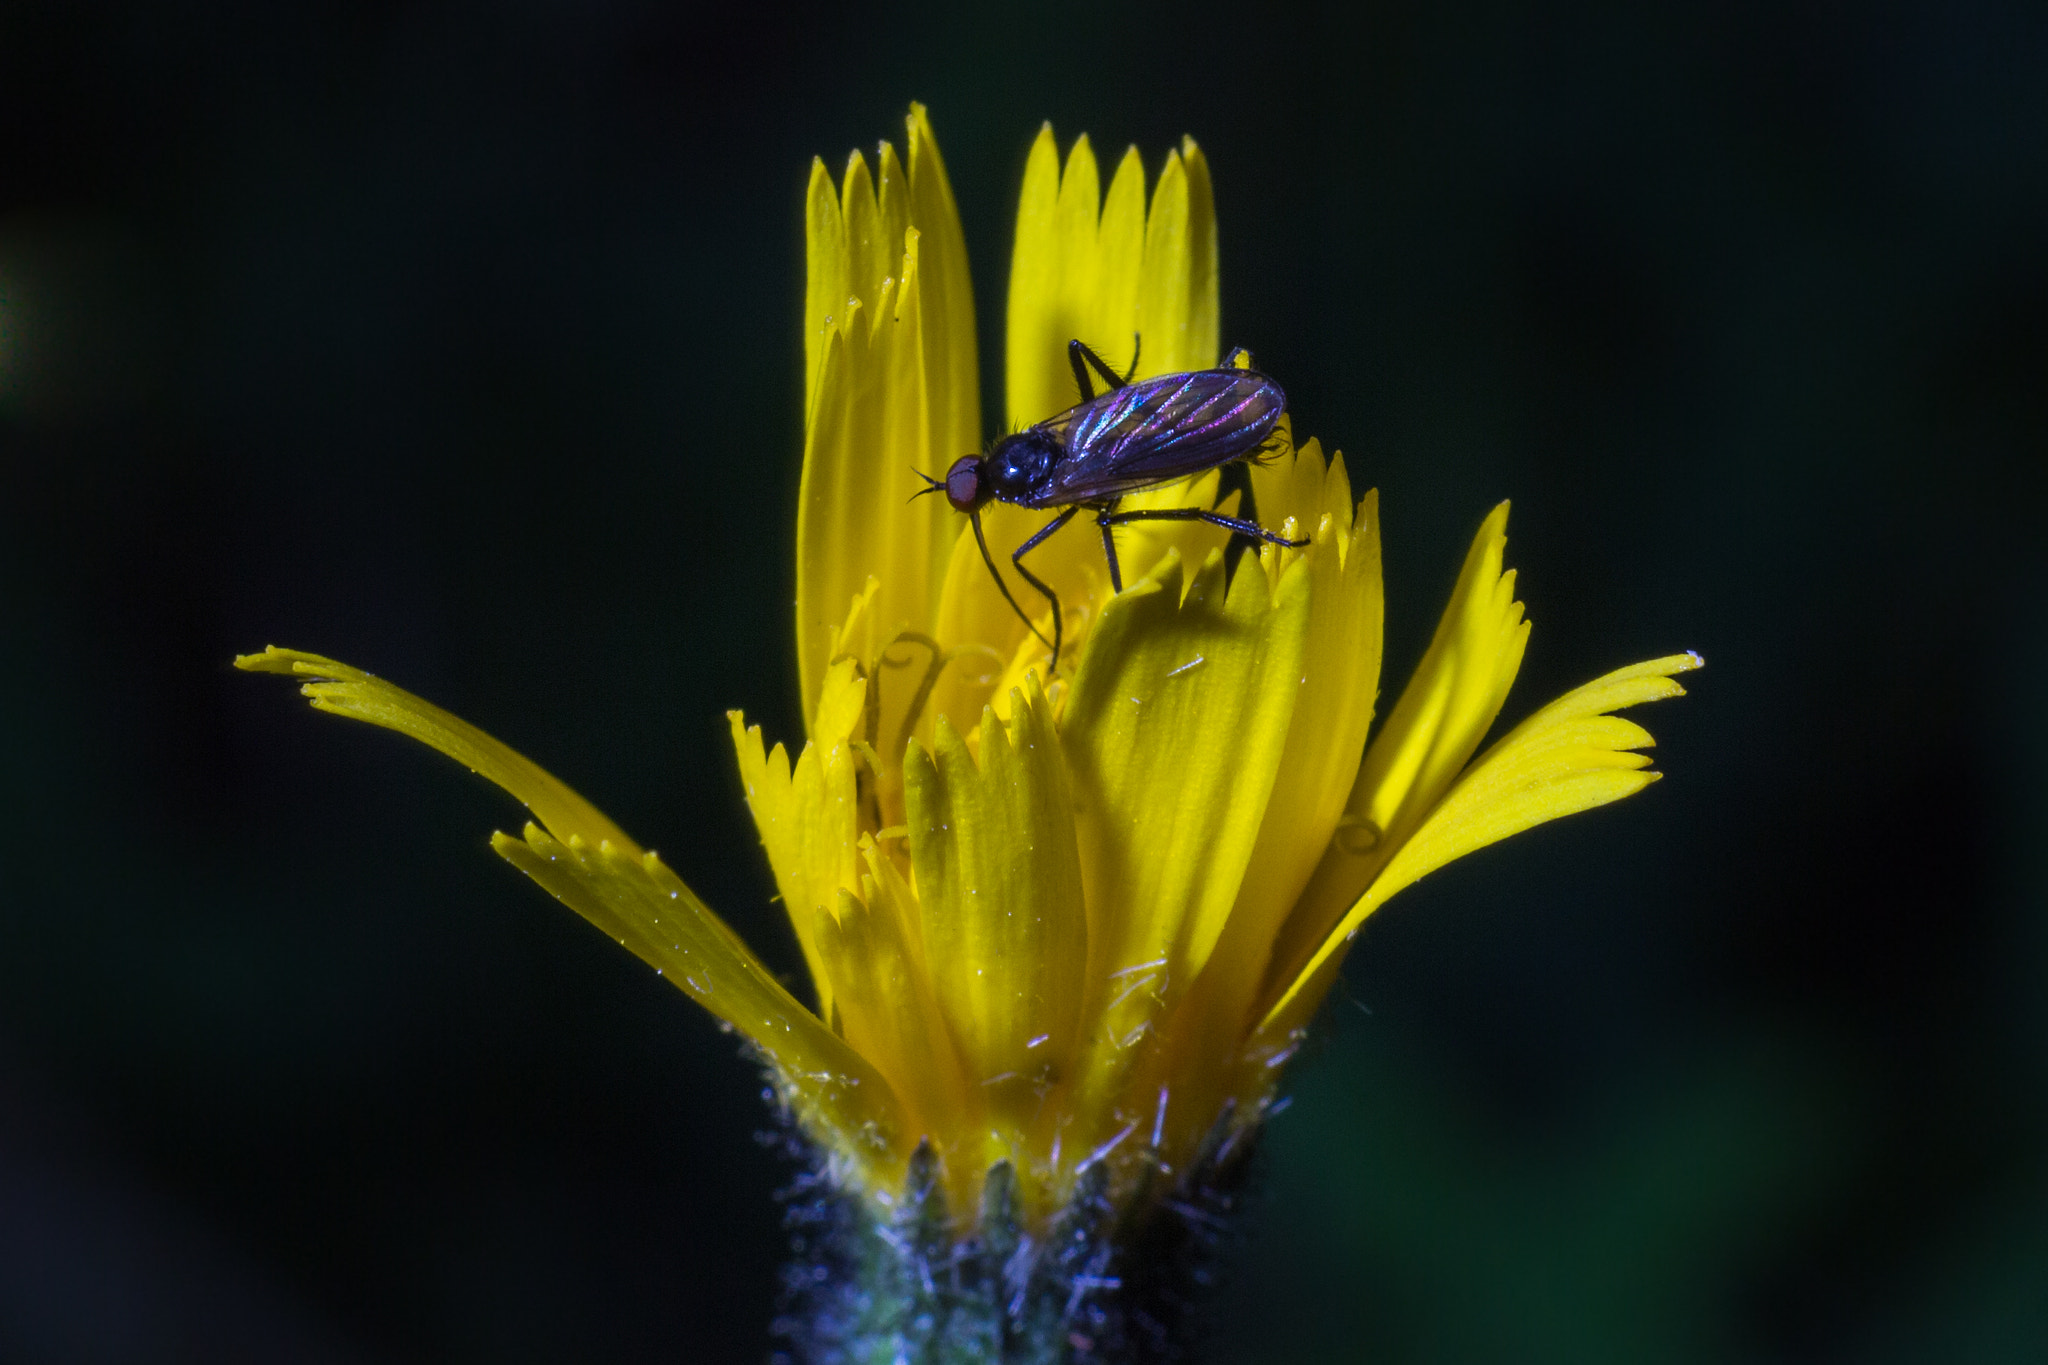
1088 146 1147 377
1236 459 1382 936
495 825 905 1187
1134 142 1219 378
795 110 978 725
802 158 850 413
1351 501 1529 832
1247 428 1354 559
1057 549 1312 1152
234 647 906 1184
727 657 871 1020
905 103 979 496
1148 455 1382 1109
796 316 862 714
1258 500 1528 1007
1052 134 1104 352
795 267 944 728
874 141 912 314
903 679 1086 1145
1259 651 1703 1041
1173 138 1219 375
811 873 970 1163
1005 130 1220 431
235 646 638 852
1006 124 1078 431
1374 652 1704 899
839 151 886 334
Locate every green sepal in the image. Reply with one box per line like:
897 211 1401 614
771 1110 1262 1364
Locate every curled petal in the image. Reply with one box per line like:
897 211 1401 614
1259 501 1529 1010
235 647 907 1187
496 826 906 1187
236 647 638 851
1374 652 1705 901
1257 651 1704 1040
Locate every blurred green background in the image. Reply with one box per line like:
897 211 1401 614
2 2 2042 1361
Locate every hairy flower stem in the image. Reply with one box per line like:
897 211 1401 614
770 1117 1262 1365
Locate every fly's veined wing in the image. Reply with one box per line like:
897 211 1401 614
1038 369 1285 504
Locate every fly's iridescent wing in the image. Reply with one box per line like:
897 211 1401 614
1032 368 1285 506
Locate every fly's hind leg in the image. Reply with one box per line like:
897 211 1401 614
1101 505 1310 549
1068 341 1098 402
1068 337 1139 402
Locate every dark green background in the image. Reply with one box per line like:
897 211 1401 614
2 2 2042 1361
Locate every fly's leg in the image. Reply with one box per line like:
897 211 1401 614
1068 342 1097 403
1068 338 1134 402
1010 506 1082 674
1101 506 1310 549
1094 502 1125 593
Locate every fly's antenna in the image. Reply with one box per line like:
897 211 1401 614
969 510 1056 656
908 467 945 504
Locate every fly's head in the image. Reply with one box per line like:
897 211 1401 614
942 455 989 513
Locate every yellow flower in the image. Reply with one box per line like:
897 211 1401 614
239 106 1697 1242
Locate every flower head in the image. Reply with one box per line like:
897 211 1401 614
241 104 1697 1351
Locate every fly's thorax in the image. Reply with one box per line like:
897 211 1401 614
984 431 1062 504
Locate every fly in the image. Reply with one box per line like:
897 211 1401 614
919 339 1307 673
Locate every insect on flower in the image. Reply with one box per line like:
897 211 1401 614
920 338 1308 672
239 111 1703 1357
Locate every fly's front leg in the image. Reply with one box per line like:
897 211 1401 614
1012 506 1081 673
1101 505 1310 549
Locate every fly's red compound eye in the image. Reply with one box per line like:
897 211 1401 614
944 456 982 511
